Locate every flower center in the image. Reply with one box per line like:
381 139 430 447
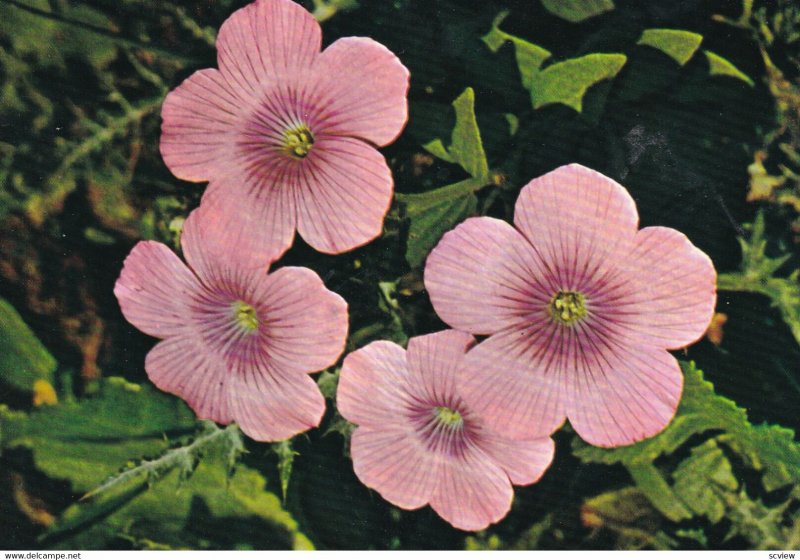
282 124 314 159
232 300 259 332
550 290 587 325
433 406 463 429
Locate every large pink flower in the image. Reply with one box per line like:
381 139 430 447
424 164 717 448
160 0 410 260
114 204 348 441
337 330 555 531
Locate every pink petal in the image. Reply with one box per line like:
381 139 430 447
312 37 410 146
613 226 717 349
405 330 475 404
514 164 639 288
216 0 321 89
429 447 513 531
460 329 568 440
566 345 683 447
114 241 202 339
425 217 551 335
338 341 411 428
227 359 326 441
160 68 247 183
295 136 393 254
254 266 348 374
145 334 233 425
350 425 439 510
478 435 555 486
195 171 298 271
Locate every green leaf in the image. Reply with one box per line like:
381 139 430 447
398 177 486 268
423 88 489 178
482 12 552 89
637 29 703 66
672 440 738 523
541 0 615 23
0 296 57 393
704 50 755 86
533 53 627 112
273 439 299 502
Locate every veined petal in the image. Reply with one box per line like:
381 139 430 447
216 0 321 89
160 68 247 183
566 344 683 448
514 164 639 289
255 266 348 374
295 136 393 254
227 357 326 442
429 446 513 532
478 435 555 486
312 37 410 146
351 425 439 510
612 226 717 349
114 241 202 339
425 217 552 335
145 334 233 425
405 330 474 405
338 341 412 428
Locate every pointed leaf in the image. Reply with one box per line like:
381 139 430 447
482 12 551 89
704 50 754 86
541 0 614 23
0 297 56 393
637 29 703 66
533 53 627 112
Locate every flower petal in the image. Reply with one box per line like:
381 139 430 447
227 359 326 441
160 68 247 183
350 425 439 510
295 136 393 254
429 447 513 531
425 217 551 335
114 241 202 339
614 226 717 349
195 170 298 273
460 328 568 440
566 344 683 448
145 334 233 425
255 266 348 374
216 0 321 89
338 341 411 428
312 37 410 146
514 164 639 289
405 330 475 404
478 435 555 486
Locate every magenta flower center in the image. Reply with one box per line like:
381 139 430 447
282 124 314 159
232 300 259 332
550 290 587 325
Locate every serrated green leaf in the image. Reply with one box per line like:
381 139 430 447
533 53 627 112
272 439 298 502
541 0 614 23
637 29 703 66
482 12 552 89
0 296 57 393
704 50 755 86
672 440 737 523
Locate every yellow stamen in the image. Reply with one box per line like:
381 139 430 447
232 301 259 332
434 406 463 428
283 125 314 159
550 291 587 325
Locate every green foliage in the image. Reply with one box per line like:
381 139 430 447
532 53 627 112
637 29 703 66
540 0 614 23
482 12 551 90
704 50 755 86
717 213 800 348
400 88 494 268
574 362 800 547
0 297 56 393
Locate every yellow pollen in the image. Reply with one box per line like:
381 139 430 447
550 291 587 325
232 301 259 332
434 406 463 428
283 125 314 159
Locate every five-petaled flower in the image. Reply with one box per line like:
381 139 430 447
114 205 348 441
425 164 717 448
337 330 555 531
160 0 410 261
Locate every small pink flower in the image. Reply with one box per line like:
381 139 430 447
160 0 410 260
425 164 717 448
337 330 555 531
114 205 348 441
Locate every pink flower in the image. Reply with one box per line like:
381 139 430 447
337 330 555 531
160 0 410 260
114 205 348 441
424 164 717 448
